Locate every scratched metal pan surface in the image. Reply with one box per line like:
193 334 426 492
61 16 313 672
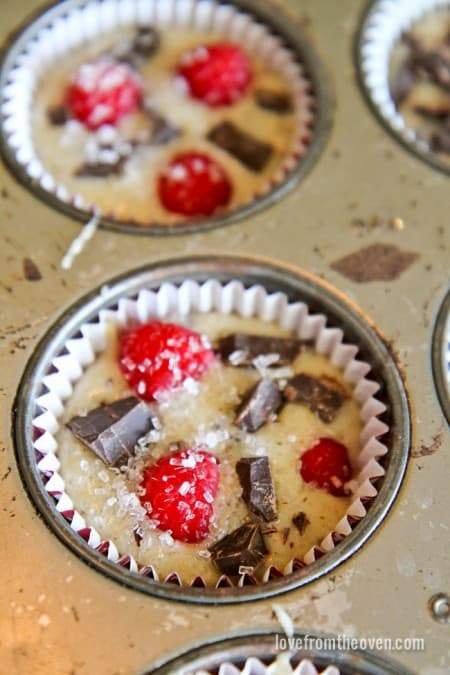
0 0 448 674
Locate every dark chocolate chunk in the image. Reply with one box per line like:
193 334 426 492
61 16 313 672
254 89 293 113
207 121 273 172
112 26 160 66
331 243 419 283
218 333 304 366
67 396 155 467
413 102 450 121
133 527 143 547
292 511 310 535
74 158 125 178
235 379 282 433
209 522 268 576
283 373 347 423
411 51 450 92
236 456 278 521
147 109 180 145
23 257 42 281
47 105 68 126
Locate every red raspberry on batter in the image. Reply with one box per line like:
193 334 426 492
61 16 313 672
119 321 215 401
177 42 252 107
66 61 142 130
140 449 220 543
158 151 232 216
300 438 352 497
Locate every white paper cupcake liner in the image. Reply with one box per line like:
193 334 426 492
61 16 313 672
31 278 389 589
359 0 450 170
1 0 316 226
196 656 340 675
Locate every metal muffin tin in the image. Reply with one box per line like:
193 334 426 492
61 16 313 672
0 0 333 235
1 0 449 673
140 629 416 674
13 254 410 604
432 288 450 425
357 0 450 175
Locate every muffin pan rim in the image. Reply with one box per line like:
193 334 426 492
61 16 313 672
12 254 411 605
0 0 334 236
355 0 450 176
431 286 450 425
138 627 418 674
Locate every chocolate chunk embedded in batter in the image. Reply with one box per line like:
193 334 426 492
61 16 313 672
254 89 293 113
331 243 419 283
209 522 268 576
74 158 126 178
67 396 155 467
283 373 347 423
218 333 304 366
235 379 282 432
207 121 273 172
47 105 69 126
236 456 278 521
292 511 310 535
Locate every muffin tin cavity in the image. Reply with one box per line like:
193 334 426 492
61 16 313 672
13 256 410 603
139 629 416 674
0 0 332 234
432 288 450 424
358 0 450 174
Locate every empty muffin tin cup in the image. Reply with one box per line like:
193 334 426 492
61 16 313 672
139 628 416 674
357 0 450 174
0 0 332 234
13 255 410 603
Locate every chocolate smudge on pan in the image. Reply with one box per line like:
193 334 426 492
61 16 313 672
411 431 444 458
331 243 419 282
23 257 42 281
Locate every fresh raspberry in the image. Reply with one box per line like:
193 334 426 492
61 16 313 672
300 438 351 497
119 320 215 401
177 42 252 107
158 151 232 216
140 449 220 543
66 61 141 130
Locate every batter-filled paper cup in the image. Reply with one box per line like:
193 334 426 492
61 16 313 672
358 0 450 173
31 278 389 591
195 656 340 675
0 0 323 231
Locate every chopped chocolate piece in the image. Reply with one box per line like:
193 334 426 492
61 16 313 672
147 109 180 145
74 158 125 178
133 527 143 547
209 522 268 576
236 456 278 521
133 26 160 58
331 243 419 283
254 89 293 113
413 101 450 120
235 380 282 433
207 121 273 172
283 373 347 423
47 105 68 126
218 333 304 366
67 396 155 467
112 26 160 66
292 511 310 535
